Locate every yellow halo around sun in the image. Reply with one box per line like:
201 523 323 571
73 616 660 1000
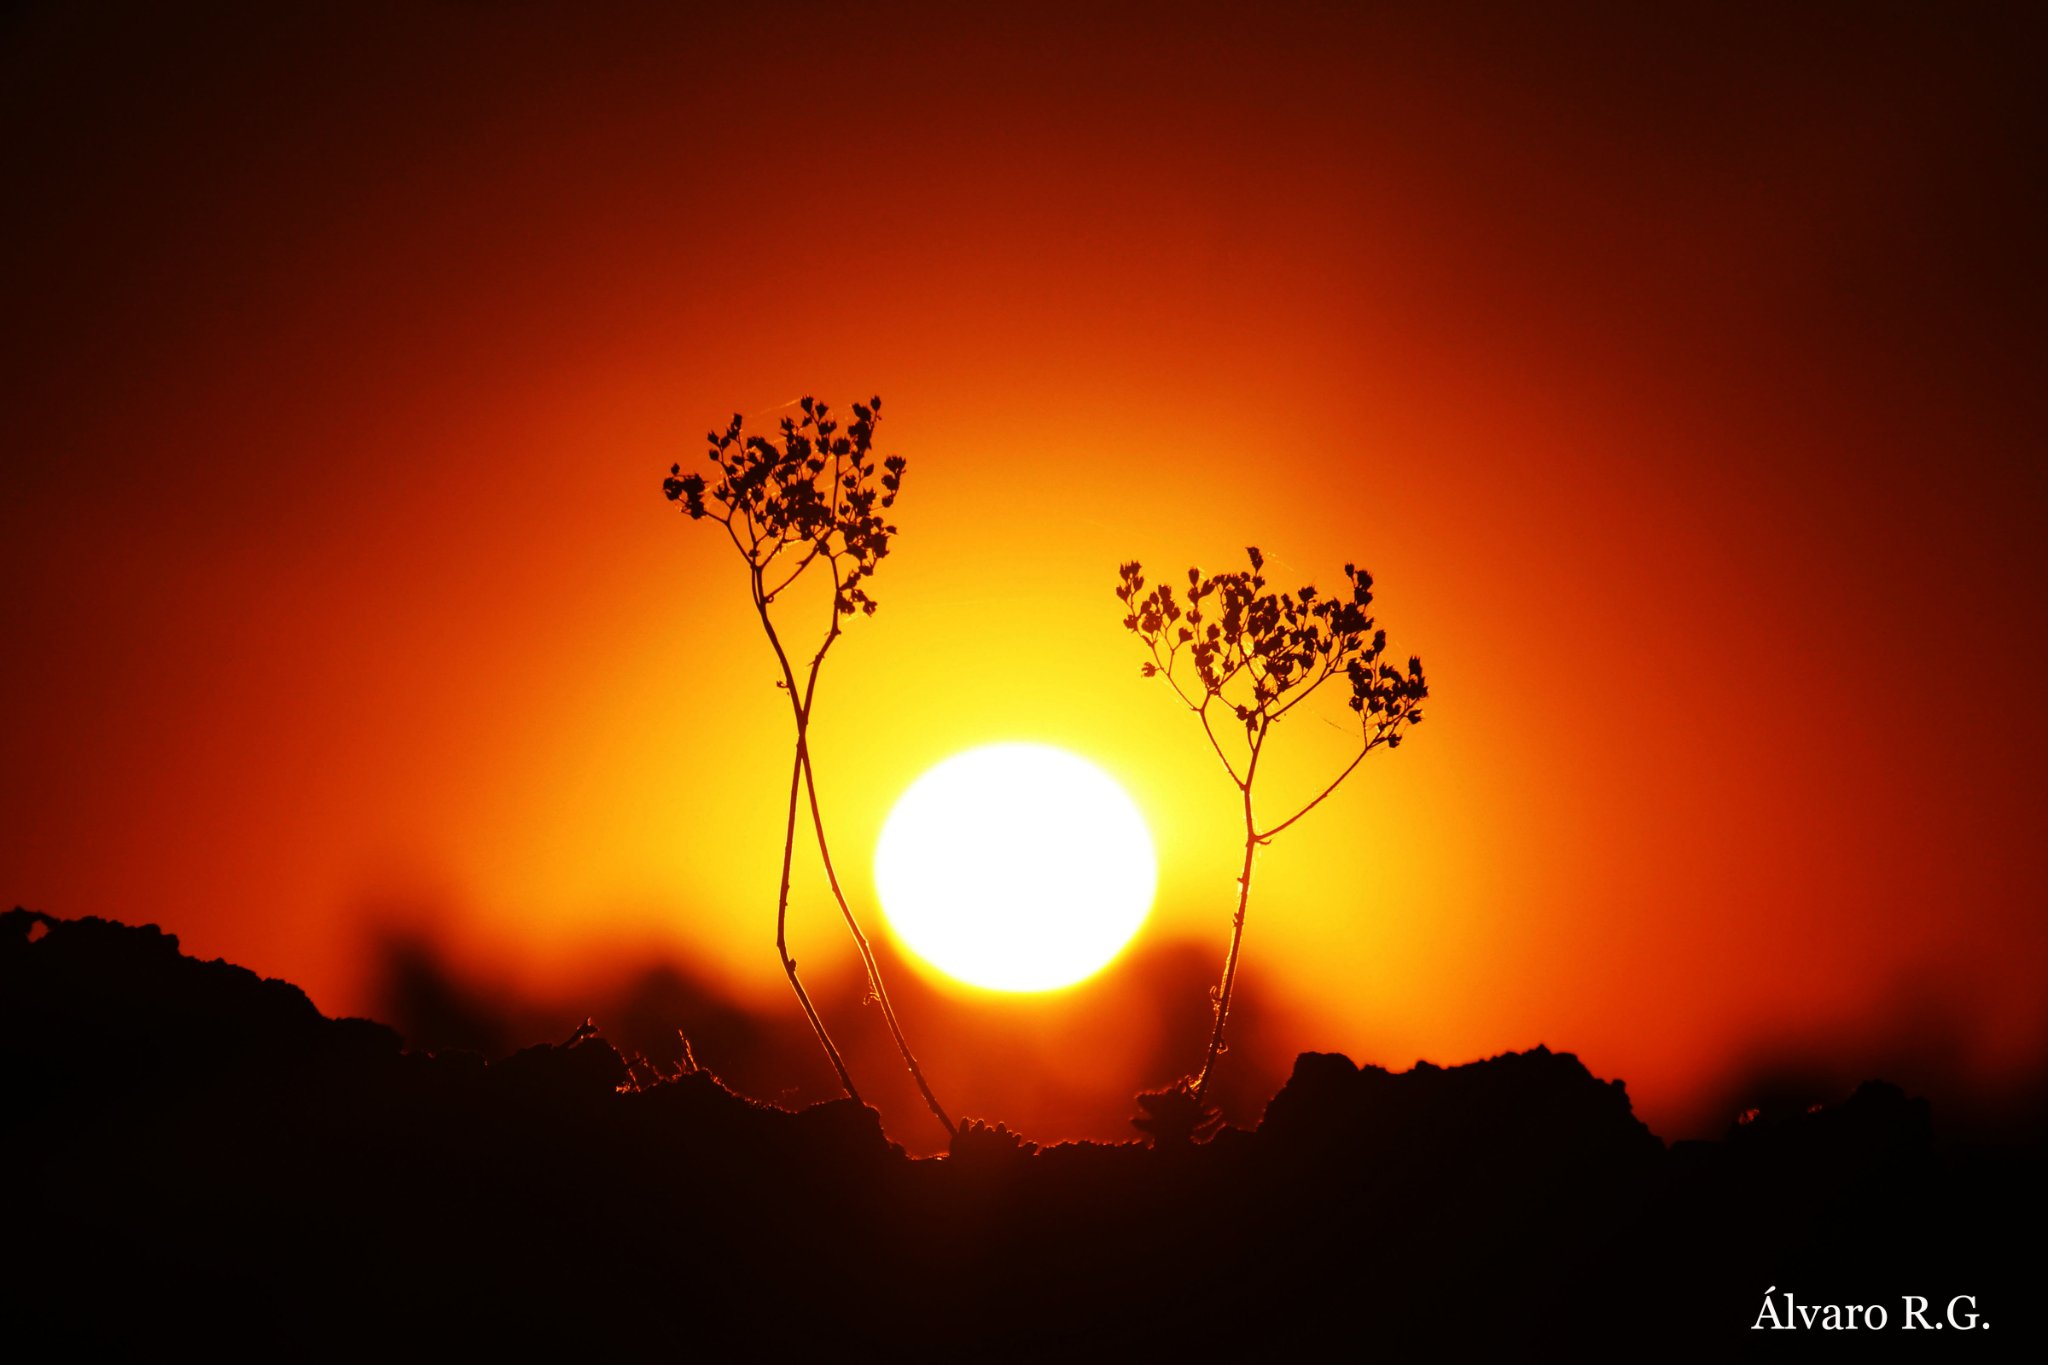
874 743 1157 992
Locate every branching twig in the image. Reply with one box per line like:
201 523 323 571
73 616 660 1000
1115 547 1428 1119
666 396 951 1138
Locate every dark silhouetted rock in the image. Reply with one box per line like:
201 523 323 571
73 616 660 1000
2 910 2040 1355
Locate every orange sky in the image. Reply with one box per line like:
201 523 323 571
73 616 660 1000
6 1 2045 1146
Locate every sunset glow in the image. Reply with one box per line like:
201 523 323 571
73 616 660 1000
875 744 1156 992
4 3 2042 1150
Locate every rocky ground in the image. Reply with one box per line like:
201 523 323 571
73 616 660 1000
3 908 2037 1356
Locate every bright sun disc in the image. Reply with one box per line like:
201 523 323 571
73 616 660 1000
875 743 1157 992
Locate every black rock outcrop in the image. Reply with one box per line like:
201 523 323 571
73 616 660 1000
3 909 2037 1355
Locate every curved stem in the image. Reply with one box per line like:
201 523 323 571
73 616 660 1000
1268 656 1338 721
788 570 952 1138
775 739 860 1102
754 556 951 1137
1192 717 1267 1112
752 570 860 1103
798 745 956 1138
1196 702 1245 788
1193 775 1259 1113
1259 735 1378 842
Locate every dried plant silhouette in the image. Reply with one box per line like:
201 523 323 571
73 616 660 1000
1117 547 1428 1132
665 395 952 1137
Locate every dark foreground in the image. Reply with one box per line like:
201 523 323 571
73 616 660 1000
3 909 2038 1356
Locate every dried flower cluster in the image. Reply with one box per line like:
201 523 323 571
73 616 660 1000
665 395 905 618
665 395 950 1138
1117 546 1426 763
1116 545 1428 1128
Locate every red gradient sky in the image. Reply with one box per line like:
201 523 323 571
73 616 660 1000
6 2 2045 1142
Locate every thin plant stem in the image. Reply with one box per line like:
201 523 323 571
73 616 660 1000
1260 736 1379 843
787 564 953 1138
669 397 933 1120
798 746 955 1138
1117 551 1426 1129
1193 717 1267 1111
1193 808 1258 1112
757 560 953 1137
753 574 861 1102
775 741 860 1101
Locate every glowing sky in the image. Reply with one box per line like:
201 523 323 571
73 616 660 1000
5 2 2044 1142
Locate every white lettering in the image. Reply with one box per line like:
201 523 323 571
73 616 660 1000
1752 1290 1911 1331
1947 1295 1981 1331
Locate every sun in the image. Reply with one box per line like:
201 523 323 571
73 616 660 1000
874 743 1158 992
